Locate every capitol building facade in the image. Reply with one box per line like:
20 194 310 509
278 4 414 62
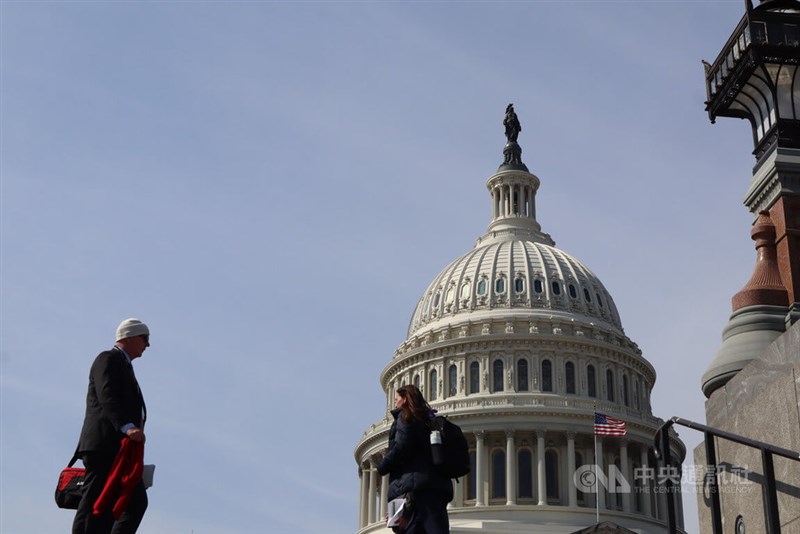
354 112 686 533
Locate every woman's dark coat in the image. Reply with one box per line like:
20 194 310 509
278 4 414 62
377 409 454 501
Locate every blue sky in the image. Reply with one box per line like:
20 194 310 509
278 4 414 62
1 1 759 532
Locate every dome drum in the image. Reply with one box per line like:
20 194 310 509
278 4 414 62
378 342 656 417
397 315 641 362
355 411 680 469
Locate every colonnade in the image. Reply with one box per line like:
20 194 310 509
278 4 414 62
357 429 682 530
491 182 536 220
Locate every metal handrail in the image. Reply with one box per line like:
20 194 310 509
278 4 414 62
653 416 800 534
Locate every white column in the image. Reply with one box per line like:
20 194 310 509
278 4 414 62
505 430 516 505
475 430 486 506
499 187 506 218
526 186 533 217
367 460 377 524
657 480 668 521
586 446 596 509
640 448 652 517
567 432 577 507
379 473 389 522
492 188 498 219
596 438 606 511
620 440 632 513
359 465 368 528
522 186 528 217
453 478 464 507
537 431 546 505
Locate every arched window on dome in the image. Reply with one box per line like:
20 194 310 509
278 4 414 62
584 288 592 302
493 359 504 392
517 359 529 391
622 374 629 407
541 359 553 392
469 362 480 394
565 362 576 394
445 285 455 306
514 276 525 294
477 278 487 296
606 369 615 402
414 373 421 390
534 279 543 293
518 449 533 499
587 365 597 398
433 291 441 309
552 281 561 296
448 364 457 397
491 449 506 500
460 281 471 301
633 379 640 410
569 283 577 299
429 369 438 401
545 450 560 502
495 277 506 294
597 293 604 308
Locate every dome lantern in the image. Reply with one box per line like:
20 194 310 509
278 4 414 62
478 104 554 248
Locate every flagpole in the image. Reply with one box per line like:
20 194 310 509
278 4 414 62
593 403 599 524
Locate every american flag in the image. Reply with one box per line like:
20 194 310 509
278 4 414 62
594 412 627 436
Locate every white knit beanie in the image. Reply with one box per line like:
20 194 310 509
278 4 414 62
116 318 150 341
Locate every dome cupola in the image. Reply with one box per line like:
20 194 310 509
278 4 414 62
406 104 624 343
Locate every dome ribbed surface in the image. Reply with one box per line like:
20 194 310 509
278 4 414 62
407 238 622 338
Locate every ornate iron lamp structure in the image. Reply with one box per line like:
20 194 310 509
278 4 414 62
704 0 800 161
700 0 800 396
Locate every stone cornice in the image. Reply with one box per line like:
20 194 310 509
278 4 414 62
408 307 624 348
744 147 800 214
397 315 638 357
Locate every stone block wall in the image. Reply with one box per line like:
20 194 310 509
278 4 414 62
695 321 800 533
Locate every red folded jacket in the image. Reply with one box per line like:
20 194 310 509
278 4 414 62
93 437 144 520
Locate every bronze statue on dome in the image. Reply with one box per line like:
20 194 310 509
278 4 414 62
503 103 521 143
501 104 526 169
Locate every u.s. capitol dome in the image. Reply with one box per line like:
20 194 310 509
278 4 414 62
354 108 686 534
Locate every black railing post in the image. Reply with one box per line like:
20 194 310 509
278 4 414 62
655 417 800 534
704 431 723 534
654 422 679 534
762 449 781 533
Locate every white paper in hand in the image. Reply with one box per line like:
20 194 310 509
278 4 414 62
387 497 406 527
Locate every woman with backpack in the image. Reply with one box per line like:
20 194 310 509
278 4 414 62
377 384 453 534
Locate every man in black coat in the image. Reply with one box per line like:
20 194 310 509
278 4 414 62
72 318 150 534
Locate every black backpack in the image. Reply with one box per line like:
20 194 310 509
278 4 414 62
429 415 470 479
